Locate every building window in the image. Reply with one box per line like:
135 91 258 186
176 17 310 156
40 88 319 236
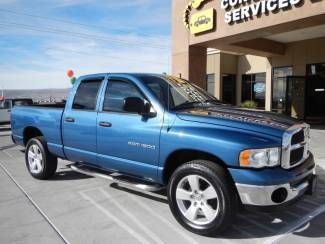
307 63 325 76
206 74 215 95
272 67 293 114
242 73 266 109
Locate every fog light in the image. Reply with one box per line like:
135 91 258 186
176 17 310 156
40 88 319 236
271 188 288 204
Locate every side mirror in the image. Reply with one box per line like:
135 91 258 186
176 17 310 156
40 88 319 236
123 97 156 117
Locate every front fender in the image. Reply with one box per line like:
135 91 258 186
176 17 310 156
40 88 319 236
158 116 282 182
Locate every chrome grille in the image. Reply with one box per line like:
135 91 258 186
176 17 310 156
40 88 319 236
281 123 310 169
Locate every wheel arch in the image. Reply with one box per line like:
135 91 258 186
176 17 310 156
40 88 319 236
23 126 44 146
162 149 232 185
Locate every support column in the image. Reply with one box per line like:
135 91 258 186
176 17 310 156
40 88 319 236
265 58 272 111
188 46 207 89
214 53 222 99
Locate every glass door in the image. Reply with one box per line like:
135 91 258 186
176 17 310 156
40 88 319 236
286 76 305 118
222 74 236 105
272 67 293 115
306 63 325 118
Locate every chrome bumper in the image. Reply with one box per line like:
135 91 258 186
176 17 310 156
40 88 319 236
236 170 316 206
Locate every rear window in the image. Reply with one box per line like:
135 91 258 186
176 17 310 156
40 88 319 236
73 79 103 110
13 100 33 106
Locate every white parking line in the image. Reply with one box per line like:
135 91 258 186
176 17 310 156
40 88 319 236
128 194 199 244
263 204 325 244
302 198 324 206
99 188 165 244
284 211 301 218
79 190 151 244
2 149 14 158
295 204 315 211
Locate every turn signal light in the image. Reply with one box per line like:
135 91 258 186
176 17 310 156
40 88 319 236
239 150 251 166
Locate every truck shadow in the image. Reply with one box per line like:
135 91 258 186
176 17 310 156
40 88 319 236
110 183 168 204
51 168 93 181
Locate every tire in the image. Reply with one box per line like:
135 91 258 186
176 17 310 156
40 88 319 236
167 160 238 236
25 137 57 180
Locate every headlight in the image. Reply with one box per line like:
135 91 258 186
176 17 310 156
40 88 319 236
239 147 281 168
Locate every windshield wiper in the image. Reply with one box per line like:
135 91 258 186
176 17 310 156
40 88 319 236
204 99 223 105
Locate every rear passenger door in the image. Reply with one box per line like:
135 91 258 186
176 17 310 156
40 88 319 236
62 78 104 165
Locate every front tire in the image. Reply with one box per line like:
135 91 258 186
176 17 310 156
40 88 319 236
25 137 57 180
167 160 238 236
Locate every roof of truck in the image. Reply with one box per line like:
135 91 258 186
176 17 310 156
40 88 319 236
78 73 168 80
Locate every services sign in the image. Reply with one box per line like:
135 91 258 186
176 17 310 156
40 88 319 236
184 0 305 34
221 0 304 24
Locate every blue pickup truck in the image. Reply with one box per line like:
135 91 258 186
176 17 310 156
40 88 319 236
11 73 317 236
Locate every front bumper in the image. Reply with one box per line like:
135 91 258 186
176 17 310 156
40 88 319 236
233 155 317 206
236 167 317 206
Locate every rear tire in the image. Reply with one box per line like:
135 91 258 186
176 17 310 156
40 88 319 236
167 160 238 236
25 137 57 180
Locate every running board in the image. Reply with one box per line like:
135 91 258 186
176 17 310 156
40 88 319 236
69 163 164 192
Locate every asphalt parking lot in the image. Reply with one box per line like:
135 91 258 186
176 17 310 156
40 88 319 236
1 124 325 244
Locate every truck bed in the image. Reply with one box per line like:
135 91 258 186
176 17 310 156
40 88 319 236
11 104 65 158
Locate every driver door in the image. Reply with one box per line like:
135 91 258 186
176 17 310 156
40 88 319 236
96 77 163 180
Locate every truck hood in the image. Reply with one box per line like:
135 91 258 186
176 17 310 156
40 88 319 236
176 105 299 138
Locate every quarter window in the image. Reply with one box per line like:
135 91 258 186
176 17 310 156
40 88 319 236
103 79 144 112
72 79 102 110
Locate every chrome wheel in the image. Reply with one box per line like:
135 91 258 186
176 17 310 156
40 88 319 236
27 144 43 174
176 174 220 225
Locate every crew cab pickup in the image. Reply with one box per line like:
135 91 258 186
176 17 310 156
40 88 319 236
11 73 317 236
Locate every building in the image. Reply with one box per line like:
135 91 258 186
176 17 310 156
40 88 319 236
172 0 325 121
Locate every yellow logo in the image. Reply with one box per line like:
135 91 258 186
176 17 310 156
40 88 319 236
183 0 215 35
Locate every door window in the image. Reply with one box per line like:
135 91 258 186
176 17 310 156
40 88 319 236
103 79 144 113
72 79 102 110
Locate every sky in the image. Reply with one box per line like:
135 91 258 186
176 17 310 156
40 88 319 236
0 0 171 89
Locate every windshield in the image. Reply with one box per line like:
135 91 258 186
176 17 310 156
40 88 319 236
140 75 222 110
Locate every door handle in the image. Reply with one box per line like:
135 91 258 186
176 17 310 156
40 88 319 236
65 117 75 123
99 121 112 127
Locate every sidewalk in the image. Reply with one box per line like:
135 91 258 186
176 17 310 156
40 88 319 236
310 126 325 170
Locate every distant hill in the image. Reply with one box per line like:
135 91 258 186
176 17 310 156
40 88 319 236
3 89 70 103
